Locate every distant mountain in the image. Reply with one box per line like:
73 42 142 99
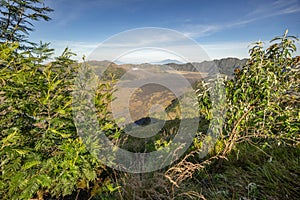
151 59 185 65
166 57 248 76
165 62 196 72
210 57 248 76
85 57 248 77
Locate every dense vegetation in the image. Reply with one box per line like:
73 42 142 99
0 1 299 199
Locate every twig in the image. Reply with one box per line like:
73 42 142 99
222 105 255 156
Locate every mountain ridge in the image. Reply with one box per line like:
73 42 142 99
86 57 248 77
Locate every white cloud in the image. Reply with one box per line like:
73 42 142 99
49 40 98 61
249 0 300 16
183 25 221 38
182 0 300 38
49 28 300 63
202 39 300 60
50 39 251 62
47 0 146 27
202 42 251 59
85 28 211 62
116 49 187 64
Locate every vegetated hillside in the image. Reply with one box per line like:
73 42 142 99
1 34 298 200
87 57 248 77
1 1 299 199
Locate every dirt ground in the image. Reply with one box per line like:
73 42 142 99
109 69 206 124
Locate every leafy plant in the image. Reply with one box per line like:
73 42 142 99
195 30 299 156
0 42 118 199
165 31 300 198
221 30 299 154
0 0 53 47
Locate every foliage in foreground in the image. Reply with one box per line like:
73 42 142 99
0 29 299 199
163 30 300 199
0 43 119 199
0 0 53 47
192 30 299 157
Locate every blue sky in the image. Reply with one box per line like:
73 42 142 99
29 0 300 62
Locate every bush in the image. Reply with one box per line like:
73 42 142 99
0 42 118 199
166 30 300 193
196 30 299 155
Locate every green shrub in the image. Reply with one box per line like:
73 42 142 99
196 30 299 155
0 42 118 199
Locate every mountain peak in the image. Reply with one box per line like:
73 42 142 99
151 59 185 65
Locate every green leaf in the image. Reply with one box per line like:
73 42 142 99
22 161 41 170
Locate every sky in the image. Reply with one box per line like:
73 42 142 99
29 0 300 63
